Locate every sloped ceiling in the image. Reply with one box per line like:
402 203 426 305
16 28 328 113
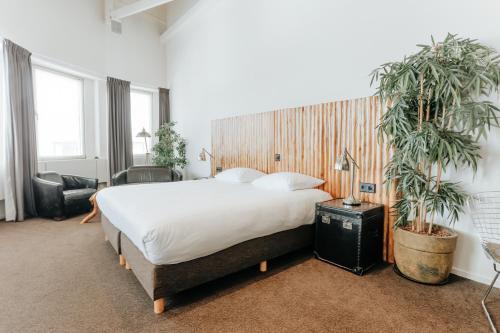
114 0 167 25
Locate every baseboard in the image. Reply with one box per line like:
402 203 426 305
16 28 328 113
452 266 499 288
0 200 5 220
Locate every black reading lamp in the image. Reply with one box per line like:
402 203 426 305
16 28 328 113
334 148 361 206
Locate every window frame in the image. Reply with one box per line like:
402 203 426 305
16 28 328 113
130 88 154 157
33 65 86 161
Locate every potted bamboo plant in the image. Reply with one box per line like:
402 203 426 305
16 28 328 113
371 34 500 284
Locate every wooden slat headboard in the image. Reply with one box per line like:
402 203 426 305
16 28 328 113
211 96 395 262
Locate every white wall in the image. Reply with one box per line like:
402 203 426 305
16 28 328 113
165 0 200 28
0 0 166 87
164 0 500 286
0 0 166 189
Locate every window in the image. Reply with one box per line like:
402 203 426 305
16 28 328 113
131 90 153 155
34 67 84 159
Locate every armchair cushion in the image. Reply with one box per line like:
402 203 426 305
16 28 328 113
37 171 63 185
63 188 97 202
111 166 183 186
125 166 172 184
63 188 97 217
62 175 98 190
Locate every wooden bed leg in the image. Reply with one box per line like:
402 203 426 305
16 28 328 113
125 260 131 270
119 255 126 266
154 298 165 314
260 260 267 272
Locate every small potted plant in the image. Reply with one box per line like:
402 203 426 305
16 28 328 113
152 122 188 178
371 34 500 284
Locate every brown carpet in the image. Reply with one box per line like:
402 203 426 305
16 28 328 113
0 215 498 333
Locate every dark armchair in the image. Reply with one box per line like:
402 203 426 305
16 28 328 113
33 171 98 220
112 166 182 186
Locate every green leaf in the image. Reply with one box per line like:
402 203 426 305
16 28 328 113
372 34 500 226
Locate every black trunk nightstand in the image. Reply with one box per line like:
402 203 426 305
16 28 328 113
314 199 384 275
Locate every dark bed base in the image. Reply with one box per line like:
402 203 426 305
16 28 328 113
112 216 314 314
101 215 126 266
101 215 120 253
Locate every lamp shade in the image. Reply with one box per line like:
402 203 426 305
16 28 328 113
198 149 207 161
334 150 350 171
136 128 151 138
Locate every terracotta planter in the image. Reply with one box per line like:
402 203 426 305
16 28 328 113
394 227 458 284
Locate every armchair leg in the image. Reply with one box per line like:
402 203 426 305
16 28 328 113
482 264 499 333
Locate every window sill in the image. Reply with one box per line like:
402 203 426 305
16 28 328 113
39 156 88 162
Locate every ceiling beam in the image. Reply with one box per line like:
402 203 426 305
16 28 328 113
110 0 174 20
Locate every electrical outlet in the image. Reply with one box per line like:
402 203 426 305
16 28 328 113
216 166 223 173
360 183 376 193
274 153 281 162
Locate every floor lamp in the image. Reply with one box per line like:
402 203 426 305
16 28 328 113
136 128 151 165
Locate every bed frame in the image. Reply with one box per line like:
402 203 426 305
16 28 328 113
101 213 314 314
97 95 392 314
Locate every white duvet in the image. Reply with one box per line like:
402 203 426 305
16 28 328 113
97 179 332 265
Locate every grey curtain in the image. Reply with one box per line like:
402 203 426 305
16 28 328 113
3 39 38 221
107 77 133 179
159 88 170 125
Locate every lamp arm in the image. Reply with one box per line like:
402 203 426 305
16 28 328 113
344 149 359 169
203 148 214 160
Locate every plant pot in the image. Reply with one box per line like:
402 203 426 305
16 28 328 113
394 226 458 284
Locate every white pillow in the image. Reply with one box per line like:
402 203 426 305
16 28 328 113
251 172 324 191
215 168 266 183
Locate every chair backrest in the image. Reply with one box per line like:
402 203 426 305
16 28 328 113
469 192 500 261
37 171 63 185
126 166 172 184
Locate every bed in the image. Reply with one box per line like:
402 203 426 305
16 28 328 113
97 179 332 314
